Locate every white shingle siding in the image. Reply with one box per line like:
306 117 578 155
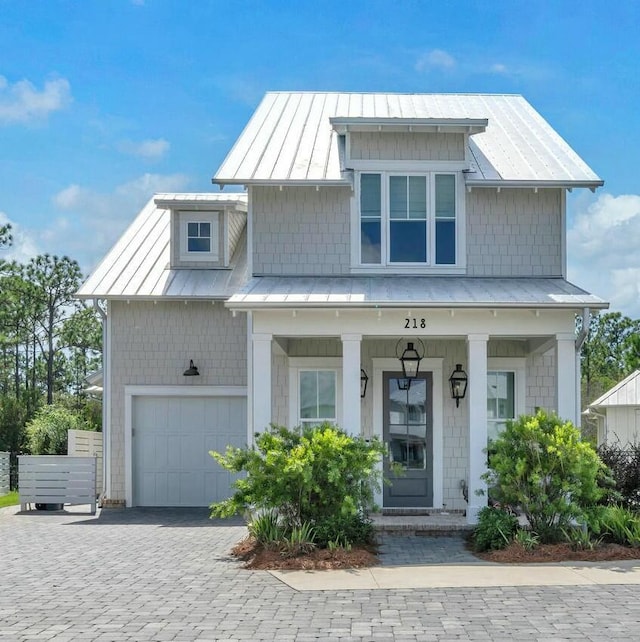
252 186 351 275
107 301 247 500
466 189 563 277
349 132 465 161
227 210 247 262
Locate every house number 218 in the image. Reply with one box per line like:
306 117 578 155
405 318 426 329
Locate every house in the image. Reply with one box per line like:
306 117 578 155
77 92 608 522
584 370 640 445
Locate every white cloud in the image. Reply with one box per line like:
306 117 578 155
415 49 456 72
0 211 40 262
567 192 640 318
490 63 508 74
0 75 71 125
117 138 170 160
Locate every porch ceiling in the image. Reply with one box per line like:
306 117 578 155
226 276 607 310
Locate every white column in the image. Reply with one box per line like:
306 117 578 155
252 333 272 438
341 333 362 436
467 333 488 525
557 333 577 424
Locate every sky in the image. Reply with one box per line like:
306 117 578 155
0 0 639 317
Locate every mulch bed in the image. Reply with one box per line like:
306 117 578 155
474 541 640 563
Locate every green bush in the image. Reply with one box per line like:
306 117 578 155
483 410 607 543
473 506 518 552
586 505 640 547
26 404 96 455
514 528 539 551
210 423 385 547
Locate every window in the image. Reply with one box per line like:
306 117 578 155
299 370 337 425
486 358 526 443
178 211 219 261
359 172 458 266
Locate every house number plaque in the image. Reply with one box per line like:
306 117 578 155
404 318 426 329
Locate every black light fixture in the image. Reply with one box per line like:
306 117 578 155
183 359 200 376
400 341 422 380
397 377 411 391
360 369 369 398
449 364 468 407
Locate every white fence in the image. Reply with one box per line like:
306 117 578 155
68 430 103 496
0 452 9 495
19 455 97 514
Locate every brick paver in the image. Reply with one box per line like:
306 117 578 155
1 506 640 641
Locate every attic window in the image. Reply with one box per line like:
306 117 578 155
179 211 219 261
187 222 211 253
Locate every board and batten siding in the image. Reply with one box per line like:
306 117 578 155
108 301 247 502
466 188 563 277
252 186 351 276
349 132 466 161
604 407 640 445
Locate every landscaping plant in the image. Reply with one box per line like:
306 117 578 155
597 442 640 511
472 506 518 552
210 423 385 549
26 404 97 455
483 410 608 543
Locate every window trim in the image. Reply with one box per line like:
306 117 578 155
351 170 466 274
288 357 342 427
487 358 526 442
178 210 219 262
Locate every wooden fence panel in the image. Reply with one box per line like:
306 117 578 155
19 455 97 514
68 430 103 496
0 452 9 495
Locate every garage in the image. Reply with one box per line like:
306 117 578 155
132 394 247 507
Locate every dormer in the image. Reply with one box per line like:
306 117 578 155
154 193 247 269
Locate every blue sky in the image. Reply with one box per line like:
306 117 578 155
1 0 639 316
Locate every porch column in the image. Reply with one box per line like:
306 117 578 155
252 333 272 437
467 333 488 525
556 333 577 424
341 333 362 436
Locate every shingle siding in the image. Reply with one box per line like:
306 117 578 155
108 301 247 501
349 132 465 161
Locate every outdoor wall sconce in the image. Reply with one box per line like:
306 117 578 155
360 368 369 398
449 364 468 407
183 360 200 376
397 339 424 381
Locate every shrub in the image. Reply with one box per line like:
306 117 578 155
473 506 518 552
210 423 385 547
514 528 539 551
483 410 607 543
312 513 375 549
247 511 285 549
597 442 640 510
587 505 640 547
26 404 97 455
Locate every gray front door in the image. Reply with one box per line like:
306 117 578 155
383 372 433 507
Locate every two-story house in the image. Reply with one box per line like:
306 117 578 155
78 92 607 522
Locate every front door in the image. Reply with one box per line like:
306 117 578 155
383 372 433 507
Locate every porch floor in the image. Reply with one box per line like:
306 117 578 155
372 510 472 536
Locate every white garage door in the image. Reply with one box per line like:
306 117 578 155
133 395 246 507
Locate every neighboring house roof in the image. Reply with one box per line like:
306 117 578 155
588 370 640 408
213 92 603 189
76 193 248 299
226 276 608 310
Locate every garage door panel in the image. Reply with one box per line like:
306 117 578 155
133 395 246 507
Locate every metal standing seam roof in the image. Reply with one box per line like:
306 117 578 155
76 193 248 299
213 92 603 188
588 370 640 408
225 276 608 310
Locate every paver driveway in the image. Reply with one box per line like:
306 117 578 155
2 506 640 641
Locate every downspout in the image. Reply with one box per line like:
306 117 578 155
574 307 591 428
94 298 109 503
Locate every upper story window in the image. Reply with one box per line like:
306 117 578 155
179 211 219 262
358 172 460 269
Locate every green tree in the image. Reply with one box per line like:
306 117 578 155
483 410 608 542
26 404 96 455
0 223 12 248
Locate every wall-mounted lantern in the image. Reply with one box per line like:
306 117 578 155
360 369 369 398
183 360 200 377
449 364 468 407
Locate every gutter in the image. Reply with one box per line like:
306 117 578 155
93 299 109 503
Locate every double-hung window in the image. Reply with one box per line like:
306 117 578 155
299 370 337 426
359 172 458 267
486 359 526 443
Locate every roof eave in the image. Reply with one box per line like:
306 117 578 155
465 179 605 190
212 178 352 188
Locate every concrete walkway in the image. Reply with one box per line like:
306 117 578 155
3 505 640 641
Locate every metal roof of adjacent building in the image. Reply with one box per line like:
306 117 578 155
588 370 640 408
226 276 608 310
213 92 603 188
76 193 248 300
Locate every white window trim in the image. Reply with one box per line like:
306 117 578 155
487 358 526 440
288 357 342 428
351 170 466 273
179 210 219 262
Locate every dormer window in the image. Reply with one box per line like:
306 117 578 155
358 172 460 269
179 211 219 262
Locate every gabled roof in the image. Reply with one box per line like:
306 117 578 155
226 276 607 310
77 193 248 300
213 92 603 189
588 370 640 408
